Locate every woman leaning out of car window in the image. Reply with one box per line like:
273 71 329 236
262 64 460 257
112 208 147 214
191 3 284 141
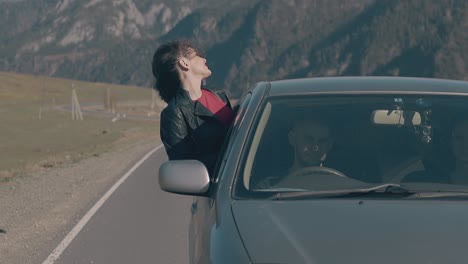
151 40 234 174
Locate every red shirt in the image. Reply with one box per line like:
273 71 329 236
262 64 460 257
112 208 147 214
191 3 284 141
197 89 234 126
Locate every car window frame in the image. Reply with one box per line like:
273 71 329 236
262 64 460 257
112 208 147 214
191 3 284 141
210 92 252 184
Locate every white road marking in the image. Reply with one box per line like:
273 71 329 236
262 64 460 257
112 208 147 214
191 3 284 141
41 144 165 264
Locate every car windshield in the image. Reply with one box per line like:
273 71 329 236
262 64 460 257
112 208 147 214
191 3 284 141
237 94 468 198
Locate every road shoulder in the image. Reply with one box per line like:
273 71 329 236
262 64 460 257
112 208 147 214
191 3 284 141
0 136 161 264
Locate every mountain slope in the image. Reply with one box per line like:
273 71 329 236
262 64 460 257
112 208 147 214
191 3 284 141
1 0 468 97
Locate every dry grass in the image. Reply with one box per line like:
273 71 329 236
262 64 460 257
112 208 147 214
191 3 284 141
0 71 165 180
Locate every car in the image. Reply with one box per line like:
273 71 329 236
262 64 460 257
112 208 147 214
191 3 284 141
158 76 468 264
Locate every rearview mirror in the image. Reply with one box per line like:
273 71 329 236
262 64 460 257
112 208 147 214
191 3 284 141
372 110 421 126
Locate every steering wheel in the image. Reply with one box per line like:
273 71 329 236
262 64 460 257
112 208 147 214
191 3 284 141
289 166 348 178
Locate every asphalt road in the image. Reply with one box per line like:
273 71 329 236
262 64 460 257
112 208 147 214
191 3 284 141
49 146 192 264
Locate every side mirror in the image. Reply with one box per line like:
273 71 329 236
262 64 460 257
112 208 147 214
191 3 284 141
158 160 210 196
372 110 421 126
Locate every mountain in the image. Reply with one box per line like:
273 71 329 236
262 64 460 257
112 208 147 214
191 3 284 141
1 0 468 97
0 0 211 84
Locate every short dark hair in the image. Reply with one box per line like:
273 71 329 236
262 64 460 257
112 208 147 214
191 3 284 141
151 40 199 103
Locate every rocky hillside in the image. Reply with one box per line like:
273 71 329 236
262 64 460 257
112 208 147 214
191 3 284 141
1 0 468 97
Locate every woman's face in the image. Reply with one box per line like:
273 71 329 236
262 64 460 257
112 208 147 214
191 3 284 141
184 49 212 79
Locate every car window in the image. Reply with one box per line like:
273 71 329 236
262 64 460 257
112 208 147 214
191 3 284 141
237 94 468 197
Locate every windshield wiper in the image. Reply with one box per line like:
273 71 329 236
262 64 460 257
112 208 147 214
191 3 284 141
254 187 308 192
408 191 468 199
270 183 414 200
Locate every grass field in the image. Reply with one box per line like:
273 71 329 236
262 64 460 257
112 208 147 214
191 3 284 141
0 71 164 180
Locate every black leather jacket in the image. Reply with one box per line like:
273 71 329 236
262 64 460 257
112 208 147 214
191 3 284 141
160 88 232 172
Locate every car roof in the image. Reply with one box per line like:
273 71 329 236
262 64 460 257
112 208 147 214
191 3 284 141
265 76 468 96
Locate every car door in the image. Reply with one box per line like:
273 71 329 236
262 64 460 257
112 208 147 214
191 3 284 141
189 92 252 264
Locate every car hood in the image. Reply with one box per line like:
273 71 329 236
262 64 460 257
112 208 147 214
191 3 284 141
231 199 468 264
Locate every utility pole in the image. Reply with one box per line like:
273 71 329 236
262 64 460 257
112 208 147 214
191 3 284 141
38 78 45 120
105 87 111 111
71 83 83 120
151 89 157 110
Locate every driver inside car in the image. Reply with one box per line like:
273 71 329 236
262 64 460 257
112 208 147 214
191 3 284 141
287 118 334 173
254 116 379 190
255 118 347 189
276 118 353 189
